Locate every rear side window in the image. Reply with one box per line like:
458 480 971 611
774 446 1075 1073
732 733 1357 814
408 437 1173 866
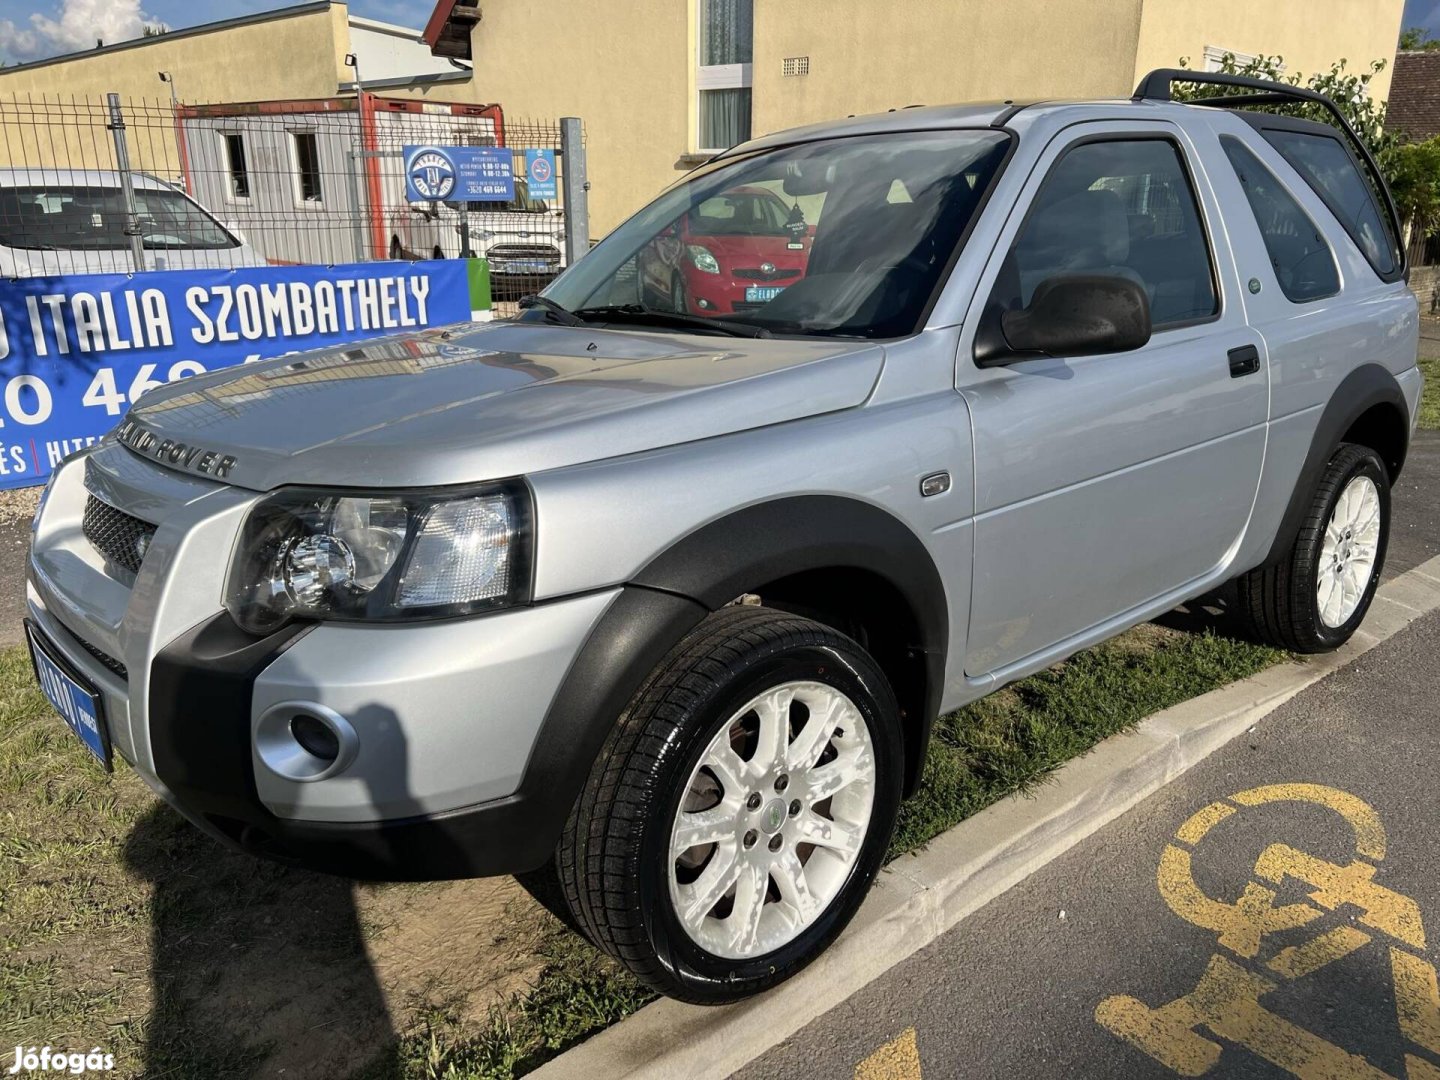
1221 137 1339 303
1260 129 1399 278
989 137 1218 329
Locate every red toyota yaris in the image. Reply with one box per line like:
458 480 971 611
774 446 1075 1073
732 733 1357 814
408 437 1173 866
637 185 812 317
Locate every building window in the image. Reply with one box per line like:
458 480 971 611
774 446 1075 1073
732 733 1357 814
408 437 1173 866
1202 45 1258 72
222 132 250 200
291 132 323 203
697 0 753 152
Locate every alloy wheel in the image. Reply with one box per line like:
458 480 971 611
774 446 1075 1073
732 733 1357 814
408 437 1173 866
667 680 876 961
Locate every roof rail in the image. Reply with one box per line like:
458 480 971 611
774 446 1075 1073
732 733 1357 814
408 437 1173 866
1132 68 1404 277
1132 67 1367 153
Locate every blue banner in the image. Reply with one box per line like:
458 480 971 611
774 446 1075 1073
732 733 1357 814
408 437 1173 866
525 149 559 200
404 145 515 202
0 260 479 489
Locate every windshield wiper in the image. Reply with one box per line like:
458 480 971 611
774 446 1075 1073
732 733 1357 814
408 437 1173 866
518 294 586 326
572 303 771 339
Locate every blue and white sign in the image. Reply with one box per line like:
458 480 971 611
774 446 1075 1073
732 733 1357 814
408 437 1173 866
0 260 479 489
404 144 515 202
525 149 559 200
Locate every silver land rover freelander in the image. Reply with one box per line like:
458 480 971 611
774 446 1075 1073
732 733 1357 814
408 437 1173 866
27 71 1423 1003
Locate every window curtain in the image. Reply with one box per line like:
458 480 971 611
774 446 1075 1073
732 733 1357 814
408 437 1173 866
702 0 753 65
700 88 752 149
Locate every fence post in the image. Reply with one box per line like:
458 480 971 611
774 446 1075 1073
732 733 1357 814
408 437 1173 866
560 117 589 266
105 93 147 273
346 148 369 262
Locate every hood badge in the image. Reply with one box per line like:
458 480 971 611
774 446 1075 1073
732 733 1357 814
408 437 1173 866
114 419 238 479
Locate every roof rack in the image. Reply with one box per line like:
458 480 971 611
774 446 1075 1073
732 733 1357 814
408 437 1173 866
1133 67 1365 135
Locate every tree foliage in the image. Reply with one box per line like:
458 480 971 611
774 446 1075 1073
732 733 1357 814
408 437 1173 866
1399 26 1440 50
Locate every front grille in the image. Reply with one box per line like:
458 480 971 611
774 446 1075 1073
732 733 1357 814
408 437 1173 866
734 267 801 281
76 636 128 680
732 301 768 313
488 243 562 265
82 495 157 577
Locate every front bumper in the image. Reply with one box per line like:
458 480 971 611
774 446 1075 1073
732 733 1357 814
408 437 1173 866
28 443 622 879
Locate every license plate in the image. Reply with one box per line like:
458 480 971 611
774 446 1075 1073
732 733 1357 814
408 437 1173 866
493 260 552 274
26 623 111 770
745 285 785 303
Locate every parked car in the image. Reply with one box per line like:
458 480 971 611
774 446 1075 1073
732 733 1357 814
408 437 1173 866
0 168 265 276
636 184 812 315
28 71 1421 1005
391 176 566 298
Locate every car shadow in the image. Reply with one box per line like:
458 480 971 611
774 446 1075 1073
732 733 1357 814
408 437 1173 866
122 801 395 1077
121 703 461 1079
1152 579 1253 639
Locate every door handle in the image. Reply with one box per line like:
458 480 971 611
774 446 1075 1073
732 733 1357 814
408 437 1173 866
1228 345 1261 378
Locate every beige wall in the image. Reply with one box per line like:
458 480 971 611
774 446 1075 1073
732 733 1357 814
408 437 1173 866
463 0 691 236
1132 0 1405 101
751 0 1145 132
463 0 1405 237
0 5 349 104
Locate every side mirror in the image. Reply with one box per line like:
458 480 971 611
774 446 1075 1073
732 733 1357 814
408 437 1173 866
976 274 1151 367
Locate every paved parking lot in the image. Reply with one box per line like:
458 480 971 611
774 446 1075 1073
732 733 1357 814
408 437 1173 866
740 604 1440 1080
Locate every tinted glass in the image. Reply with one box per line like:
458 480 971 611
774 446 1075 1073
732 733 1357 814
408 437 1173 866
990 139 1217 328
1261 129 1398 277
1221 137 1339 303
539 129 1011 339
293 133 322 203
0 185 238 251
223 133 249 199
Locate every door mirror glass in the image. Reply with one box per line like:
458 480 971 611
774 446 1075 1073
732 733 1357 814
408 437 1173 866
990 274 1151 363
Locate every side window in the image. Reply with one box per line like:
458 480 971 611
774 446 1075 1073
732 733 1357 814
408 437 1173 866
1220 137 1339 303
989 138 1218 329
1260 128 1399 279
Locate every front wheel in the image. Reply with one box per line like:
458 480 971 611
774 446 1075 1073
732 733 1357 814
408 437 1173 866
1238 442 1390 652
556 605 903 1003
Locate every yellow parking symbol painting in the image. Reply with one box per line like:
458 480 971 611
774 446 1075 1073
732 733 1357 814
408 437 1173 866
1095 784 1440 1079
855 1027 922 1080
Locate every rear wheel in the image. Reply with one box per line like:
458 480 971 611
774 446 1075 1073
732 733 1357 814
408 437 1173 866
1237 442 1390 652
555 605 902 1003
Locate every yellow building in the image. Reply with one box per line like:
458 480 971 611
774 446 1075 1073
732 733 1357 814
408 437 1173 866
424 0 1406 235
0 1 468 106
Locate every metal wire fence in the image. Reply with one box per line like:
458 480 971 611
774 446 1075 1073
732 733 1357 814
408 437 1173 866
0 92 582 304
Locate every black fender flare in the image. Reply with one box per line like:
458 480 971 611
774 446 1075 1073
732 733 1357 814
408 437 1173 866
512 496 950 868
1263 363 1411 567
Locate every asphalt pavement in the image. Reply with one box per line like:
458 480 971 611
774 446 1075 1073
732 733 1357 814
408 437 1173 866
740 604 1440 1080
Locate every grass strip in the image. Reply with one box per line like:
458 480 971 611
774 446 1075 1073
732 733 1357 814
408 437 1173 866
1418 356 1439 430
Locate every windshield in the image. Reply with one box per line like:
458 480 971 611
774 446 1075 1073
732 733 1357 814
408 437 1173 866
0 183 239 251
533 129 1010 338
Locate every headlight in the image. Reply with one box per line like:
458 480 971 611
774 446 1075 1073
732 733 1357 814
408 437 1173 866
226 481 532 633
687 244 720 274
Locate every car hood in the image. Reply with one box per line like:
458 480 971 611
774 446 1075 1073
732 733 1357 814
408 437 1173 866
122 320 884 491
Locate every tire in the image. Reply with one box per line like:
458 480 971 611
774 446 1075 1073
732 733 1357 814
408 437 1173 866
555 605 903 1003
1237 442 1390 653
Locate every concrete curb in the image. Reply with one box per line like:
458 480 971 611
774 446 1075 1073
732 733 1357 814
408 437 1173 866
530 554 1440 1080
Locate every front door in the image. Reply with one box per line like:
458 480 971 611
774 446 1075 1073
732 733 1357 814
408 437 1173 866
962 123 1268 677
